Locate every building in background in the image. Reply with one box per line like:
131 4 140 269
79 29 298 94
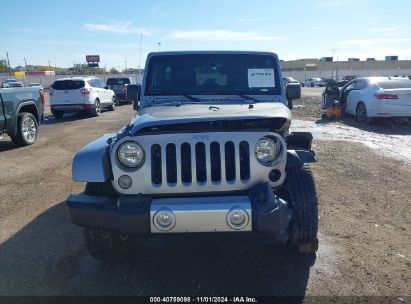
281 57 411 81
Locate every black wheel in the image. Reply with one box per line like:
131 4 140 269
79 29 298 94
107 97 116 111
310 82 314 87
10 112 38 146
90 100 101 117
83 228 131 261
356 102 370 123
283 165 318 252
52 110 64 119
113 96 120 106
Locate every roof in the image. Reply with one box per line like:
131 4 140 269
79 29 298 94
147 50 278 57
55 76 97 81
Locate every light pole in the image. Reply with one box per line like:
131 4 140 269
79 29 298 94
158 42 161 52
22 57 27 71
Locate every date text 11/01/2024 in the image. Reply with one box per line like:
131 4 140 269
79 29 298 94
150 297 258 303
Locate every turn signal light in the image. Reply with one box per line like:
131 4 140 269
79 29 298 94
39 89 46 105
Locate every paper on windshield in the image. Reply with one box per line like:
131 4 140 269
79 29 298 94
248 69 275 88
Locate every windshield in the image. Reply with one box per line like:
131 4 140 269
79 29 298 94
52 80 85 90
145 54 281 96
107 78 130 85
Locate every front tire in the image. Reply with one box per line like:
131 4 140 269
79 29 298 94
10 112 38 146
284 165 318 252
356 102 370 123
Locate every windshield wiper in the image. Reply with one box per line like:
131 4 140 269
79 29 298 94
235 94 259 103
181 94 201 102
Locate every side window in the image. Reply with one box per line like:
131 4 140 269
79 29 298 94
87 80 96 88
345 81 356 91
98 79 105 88
354 80 367 90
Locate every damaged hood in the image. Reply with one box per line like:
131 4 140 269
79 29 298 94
128 102 291 135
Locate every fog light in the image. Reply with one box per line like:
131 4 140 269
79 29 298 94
226 208 249 230
153 209 176 231
118 175 132 189
269 169 281 182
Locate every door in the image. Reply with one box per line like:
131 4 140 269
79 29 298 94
89 79 105 104
100 79 112 103
322 80 340 109
342 81 356 114
346 80 367 114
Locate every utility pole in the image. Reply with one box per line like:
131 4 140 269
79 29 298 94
6 52 11 74
23 57 27 71
329 48 339 79
124 57 127 71
47 60 51 69
158 42 161 52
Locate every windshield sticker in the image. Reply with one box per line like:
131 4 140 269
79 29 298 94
248 69 275 88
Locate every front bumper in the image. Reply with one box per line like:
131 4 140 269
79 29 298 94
66 183 292 242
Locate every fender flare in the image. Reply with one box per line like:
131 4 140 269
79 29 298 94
72 133 115 182
12 101 40 136
286 149 316 169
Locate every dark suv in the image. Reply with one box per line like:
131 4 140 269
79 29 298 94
106 77 138 103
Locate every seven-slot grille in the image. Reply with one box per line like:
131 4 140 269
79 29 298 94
151 141 251 186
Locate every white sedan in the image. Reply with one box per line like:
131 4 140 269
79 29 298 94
304 78 327 87
341 77 411 122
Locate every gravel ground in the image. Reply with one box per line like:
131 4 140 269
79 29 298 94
0 92 410 298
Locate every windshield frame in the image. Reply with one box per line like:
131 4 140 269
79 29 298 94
143 53 282 99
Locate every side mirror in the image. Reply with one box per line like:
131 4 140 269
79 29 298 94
286 83 301 108
104 85 111 90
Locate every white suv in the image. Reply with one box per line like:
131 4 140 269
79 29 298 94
49 77 115 118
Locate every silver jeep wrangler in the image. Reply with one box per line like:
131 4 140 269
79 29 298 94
66 51 318 260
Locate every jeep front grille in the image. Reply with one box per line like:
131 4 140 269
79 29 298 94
111 132 287 195
150 141 250 186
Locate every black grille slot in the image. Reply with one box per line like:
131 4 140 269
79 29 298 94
166 144 177 184
225 141 236 181
210 142 221 182
195 142 207 182
239 141 250 180
181 143 192 183
151 144 162 184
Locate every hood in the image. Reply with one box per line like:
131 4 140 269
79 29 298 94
128 102 291 135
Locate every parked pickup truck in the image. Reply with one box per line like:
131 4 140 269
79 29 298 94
66 51 317 261
0 87 45 146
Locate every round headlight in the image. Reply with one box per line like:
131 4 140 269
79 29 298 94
255 137 281 163
117 141 145 168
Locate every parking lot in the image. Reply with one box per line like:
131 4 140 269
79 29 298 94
0 88 410 297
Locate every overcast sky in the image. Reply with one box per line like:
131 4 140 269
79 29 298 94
2 0 411 70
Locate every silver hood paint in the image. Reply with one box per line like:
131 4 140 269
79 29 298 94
128 102 291 135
